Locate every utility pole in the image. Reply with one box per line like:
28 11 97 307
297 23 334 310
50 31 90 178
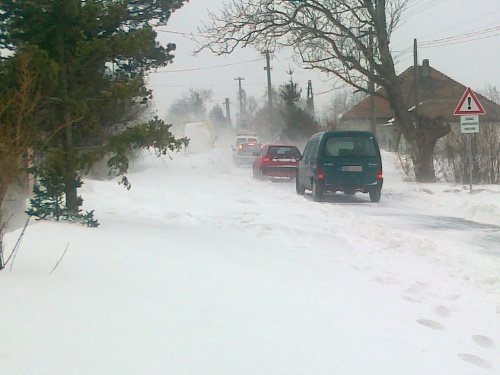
224 98 232 128
369 28 376 136
413 38 419 118
261 50 273 113
234 77 245 116
234 77 246 129
306 80 315 115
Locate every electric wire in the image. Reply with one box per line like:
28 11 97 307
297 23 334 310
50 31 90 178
419 25 500 47
148 2 499 93
156 29 192 37
403 0 450 19
150 58 263 73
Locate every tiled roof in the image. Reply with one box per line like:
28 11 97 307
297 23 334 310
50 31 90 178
341 60 500 122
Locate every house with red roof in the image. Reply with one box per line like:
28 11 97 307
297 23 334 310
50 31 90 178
339 59 500 151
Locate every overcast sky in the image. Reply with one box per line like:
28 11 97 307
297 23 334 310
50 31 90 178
149 0 500 120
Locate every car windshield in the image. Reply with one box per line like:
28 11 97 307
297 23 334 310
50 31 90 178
267 146 301 158
324 136 377 158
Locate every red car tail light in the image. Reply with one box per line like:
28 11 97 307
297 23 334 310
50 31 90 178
263 157 270 163
377 166 383 179
316 166 325 179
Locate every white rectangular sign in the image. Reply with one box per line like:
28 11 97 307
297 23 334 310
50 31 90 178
460 115 479 134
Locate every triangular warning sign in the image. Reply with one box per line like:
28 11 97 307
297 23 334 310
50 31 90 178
454 87 485 115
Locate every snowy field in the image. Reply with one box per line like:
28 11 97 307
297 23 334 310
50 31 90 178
1 140 500 375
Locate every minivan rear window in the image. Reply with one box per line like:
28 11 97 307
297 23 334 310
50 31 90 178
324 136 377 158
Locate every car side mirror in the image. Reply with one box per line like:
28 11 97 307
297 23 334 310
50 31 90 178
231 145 236 151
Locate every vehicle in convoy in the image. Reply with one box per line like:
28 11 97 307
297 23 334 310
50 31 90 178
296 130 383 202
252 144 301 179
233 142 263 167
232 133 259 151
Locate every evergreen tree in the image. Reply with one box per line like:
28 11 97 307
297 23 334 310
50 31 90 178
0 0 189 213
26 150 99 227
279 72 318 142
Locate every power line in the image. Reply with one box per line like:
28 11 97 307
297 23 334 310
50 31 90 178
402 0 450 19
150 58 262 73
393 24 500 58
148 82 266 88
419 25 500 47
393 2 500 51
421 32 500 48
156 29 192 37
413 11 500 40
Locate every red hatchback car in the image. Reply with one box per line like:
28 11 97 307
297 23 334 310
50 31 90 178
252 144 302 179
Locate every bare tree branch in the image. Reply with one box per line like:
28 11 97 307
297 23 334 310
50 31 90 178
195 0 451 182
195 0 408 98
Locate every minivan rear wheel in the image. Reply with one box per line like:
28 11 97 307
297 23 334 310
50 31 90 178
369 187 381 202
296 177 305 195
312 180 323 202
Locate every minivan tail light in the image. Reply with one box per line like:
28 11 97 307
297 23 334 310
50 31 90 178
377 166 383 179
316 166 325 179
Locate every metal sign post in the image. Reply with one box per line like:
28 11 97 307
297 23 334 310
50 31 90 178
460 115 479 193
453 88 485 193
465 134 473 193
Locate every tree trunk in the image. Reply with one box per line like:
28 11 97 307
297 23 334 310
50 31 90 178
413 136 437 182
62 123 79 213
405 116 451 182
55 5 79 214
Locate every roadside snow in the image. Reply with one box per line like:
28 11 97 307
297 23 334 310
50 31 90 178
1 146 499 375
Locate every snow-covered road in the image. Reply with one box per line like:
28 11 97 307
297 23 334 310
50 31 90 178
1 146 499 374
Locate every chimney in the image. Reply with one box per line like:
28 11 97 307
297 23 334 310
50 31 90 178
422 59 430 77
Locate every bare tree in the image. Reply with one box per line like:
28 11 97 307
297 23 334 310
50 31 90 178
195 0 450 181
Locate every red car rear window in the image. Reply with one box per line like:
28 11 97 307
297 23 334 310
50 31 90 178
267 146 300 158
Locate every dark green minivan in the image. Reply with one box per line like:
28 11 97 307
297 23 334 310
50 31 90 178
296 130 383 202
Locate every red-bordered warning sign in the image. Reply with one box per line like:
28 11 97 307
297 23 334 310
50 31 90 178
454 87 485 115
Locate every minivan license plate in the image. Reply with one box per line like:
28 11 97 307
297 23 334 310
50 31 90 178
342 166 362 172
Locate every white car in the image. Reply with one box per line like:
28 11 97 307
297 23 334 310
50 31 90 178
232 133 259 151
232 142 263 167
